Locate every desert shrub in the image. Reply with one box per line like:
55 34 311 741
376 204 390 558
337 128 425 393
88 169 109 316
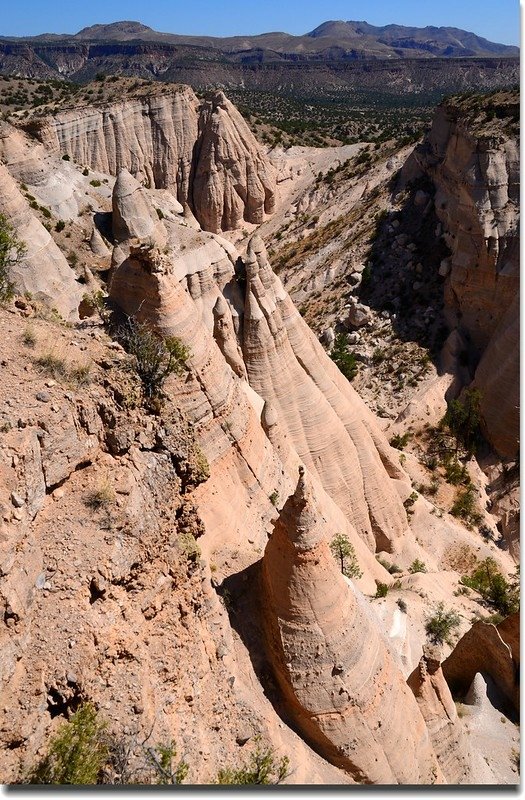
55 220 65 232
330 333 358 381
178 531 201 562
461 559 519 617
85 482 115 510
443 457 470 486
22 326 36 347
425 602 461 645
70 363 91 386
409 559 427 574
35 353 67 379
215 738 289 785
26 703 108 784
269 490 279 507
390 431 411 450
61 153 70 161
397 598 407 613
375 582 389 598
82 167 89 176
40 206 52 218
121 319 190 402
90 179 102 187
142 741 188 785
330 533 362 579
0 213 25 303
442 388 483 456
450 486 483 527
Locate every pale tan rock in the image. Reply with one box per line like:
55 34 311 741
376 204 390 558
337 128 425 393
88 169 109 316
193 91 275 232
405 101 519 457
241 234 409 554
442 621 519 714
408 644 472 783
112 169 167 246
34 87 276 233
0 163 82 320
261 467 442 785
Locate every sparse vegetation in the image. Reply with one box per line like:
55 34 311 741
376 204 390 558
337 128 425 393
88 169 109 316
397 598 408 613
450 485 483 528
22 326 37 347
0 213 26 303
409 559 427 574
390 431 412 450
425 602 461 645
375 582 389 598
329 333 358 381
120 318 190 403
85 482 115 511
25 702 108 784
330 533 363 579
35 352 67 379
461 559 519 617
215 738 289 785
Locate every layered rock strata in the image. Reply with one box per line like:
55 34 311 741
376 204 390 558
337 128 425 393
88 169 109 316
407 645 471 783
0 162 82 320
27 88 276 234
404 95 519 457
260 467 442 784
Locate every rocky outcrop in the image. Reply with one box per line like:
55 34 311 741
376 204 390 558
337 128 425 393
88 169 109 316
27 88 276 234
442 619 519 715
241 235 408 554
404 92 519 457
0 162 82 320
408 644 471 783
261 467 442 784
192 91 275 232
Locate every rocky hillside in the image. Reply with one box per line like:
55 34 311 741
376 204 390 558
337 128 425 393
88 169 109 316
0 84 520 785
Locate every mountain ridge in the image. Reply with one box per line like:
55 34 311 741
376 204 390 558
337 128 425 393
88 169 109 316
1 19 518 59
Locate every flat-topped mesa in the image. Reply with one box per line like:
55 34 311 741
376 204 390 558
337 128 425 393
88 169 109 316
27 86 276 234
192 91 276 233
261 468 442 785
408 645 472 784
242 234 409 554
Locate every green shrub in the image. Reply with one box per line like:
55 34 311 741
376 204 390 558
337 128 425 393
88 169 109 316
425 602 461 645
450 486 483 527
121 319 190 402
443 457 470 486
330 533 362 579
409 559 427 574
269 490 279 507
461 559 519 617
330 333 358 381
26 703 108 784
442 388 483 456
0 213 25 303
22 326 37 348
397 598 408 613
390 432 411 450
90 179 102 187
375 582 389 598
215 738 289 785
55 220 66 232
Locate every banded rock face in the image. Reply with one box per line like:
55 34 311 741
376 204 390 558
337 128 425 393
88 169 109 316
261 467 442 785
28 87 276 234
0 162 82 320
405 95 519 457
408 645 472 784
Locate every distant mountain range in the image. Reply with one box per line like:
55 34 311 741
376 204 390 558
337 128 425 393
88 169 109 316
3 19 519 59
0 20 518 96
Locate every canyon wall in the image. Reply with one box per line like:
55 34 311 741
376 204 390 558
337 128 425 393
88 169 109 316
403 93 519 457
25 89 276 234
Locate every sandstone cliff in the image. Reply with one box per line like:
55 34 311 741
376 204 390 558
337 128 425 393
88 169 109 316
24 87 276 234
403 91 519 457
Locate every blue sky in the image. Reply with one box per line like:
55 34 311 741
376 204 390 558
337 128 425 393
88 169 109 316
2 0 520 45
